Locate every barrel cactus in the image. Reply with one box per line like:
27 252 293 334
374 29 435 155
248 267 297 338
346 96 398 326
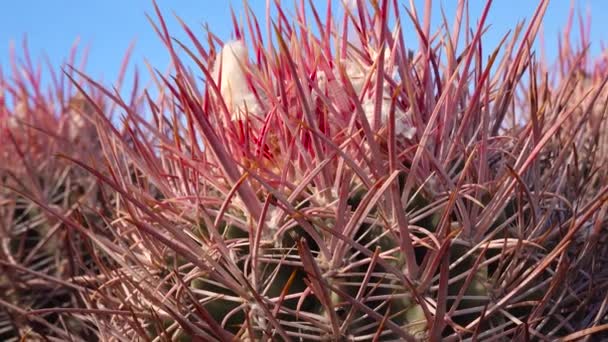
1 0 607 341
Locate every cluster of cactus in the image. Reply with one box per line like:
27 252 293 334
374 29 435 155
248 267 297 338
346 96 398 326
1 0 608 340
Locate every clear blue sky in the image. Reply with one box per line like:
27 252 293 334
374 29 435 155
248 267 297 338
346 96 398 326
1 1 606 96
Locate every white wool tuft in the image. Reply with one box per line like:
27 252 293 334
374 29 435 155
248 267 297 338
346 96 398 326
7 100 29 129
211 40 262 121
344 50 416 140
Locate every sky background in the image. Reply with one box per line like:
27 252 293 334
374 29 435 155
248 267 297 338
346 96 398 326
0 1 606 98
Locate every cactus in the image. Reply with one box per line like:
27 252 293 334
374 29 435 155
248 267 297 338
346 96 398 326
1 0 608 341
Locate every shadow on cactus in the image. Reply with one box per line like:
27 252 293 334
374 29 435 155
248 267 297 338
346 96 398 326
1 0 608 341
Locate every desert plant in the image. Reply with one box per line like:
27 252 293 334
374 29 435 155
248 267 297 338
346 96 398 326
0 40 144 340
1 0 608 341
